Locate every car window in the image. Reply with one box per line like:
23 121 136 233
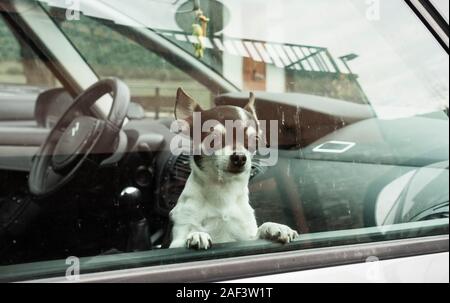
0 0 448 282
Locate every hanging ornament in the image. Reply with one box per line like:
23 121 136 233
192 8 209 58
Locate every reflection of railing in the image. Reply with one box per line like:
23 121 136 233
130 84 207 118
132 88 171 119
152 29 370 107
156 29 342 74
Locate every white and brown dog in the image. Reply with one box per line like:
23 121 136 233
169 88 298 250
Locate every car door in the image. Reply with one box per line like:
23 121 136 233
0 0 448 284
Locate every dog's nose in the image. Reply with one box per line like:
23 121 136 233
230 152 247 167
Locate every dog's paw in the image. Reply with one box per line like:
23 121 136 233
257 222 299 244
186 232 212 250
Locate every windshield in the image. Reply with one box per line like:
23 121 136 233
42 0 449 120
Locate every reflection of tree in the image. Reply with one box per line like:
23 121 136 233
58 15 187 80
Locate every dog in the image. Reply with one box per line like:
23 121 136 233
169 88 299 250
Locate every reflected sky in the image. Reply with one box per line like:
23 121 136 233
221 0 449 118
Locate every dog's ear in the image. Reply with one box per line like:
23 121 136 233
245 92 266 147
175 88 203 120
244 92 258 120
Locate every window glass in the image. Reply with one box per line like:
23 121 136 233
0 0 448 282
166 0 449 119
47 8 212 117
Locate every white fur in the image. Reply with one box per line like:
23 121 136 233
169 148 299 249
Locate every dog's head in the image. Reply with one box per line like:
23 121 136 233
174 88 264 181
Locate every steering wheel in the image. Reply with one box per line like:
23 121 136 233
29 78 130 196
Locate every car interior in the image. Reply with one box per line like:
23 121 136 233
0 0 448 281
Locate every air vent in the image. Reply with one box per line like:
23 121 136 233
172 154 191 182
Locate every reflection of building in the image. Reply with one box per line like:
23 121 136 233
161 29 369 105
